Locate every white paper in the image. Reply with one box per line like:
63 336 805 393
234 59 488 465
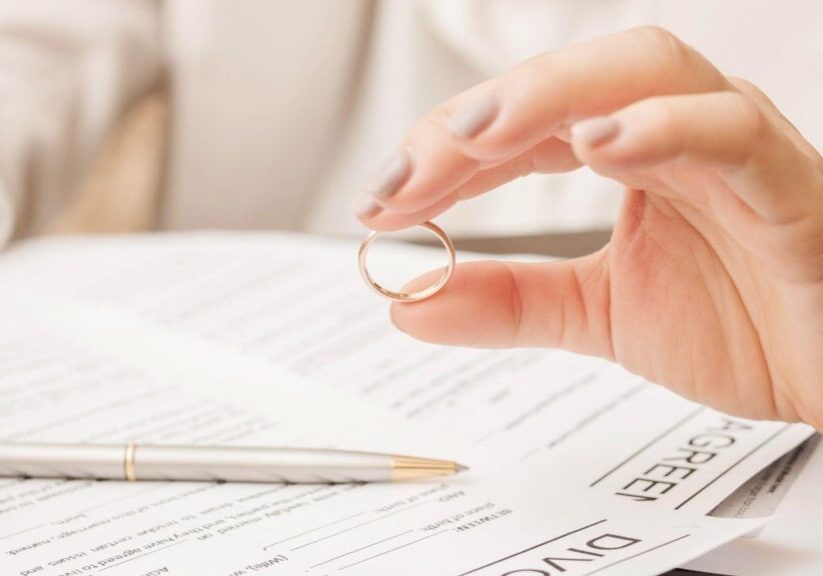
0 307 759 576
686 435 823 575
0 233 808 512
0 232 812 575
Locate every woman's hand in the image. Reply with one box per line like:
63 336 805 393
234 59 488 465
353 27 823 429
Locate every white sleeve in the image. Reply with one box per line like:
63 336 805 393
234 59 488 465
0 0 163 249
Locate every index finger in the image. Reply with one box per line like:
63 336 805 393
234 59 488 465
357 26 728 226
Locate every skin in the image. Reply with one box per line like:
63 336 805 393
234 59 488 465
355 27 823 430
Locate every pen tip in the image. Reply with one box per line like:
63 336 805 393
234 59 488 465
390 457 469 480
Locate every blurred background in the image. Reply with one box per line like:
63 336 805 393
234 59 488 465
0 0 820 256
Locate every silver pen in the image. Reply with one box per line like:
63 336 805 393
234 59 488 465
0 443 468 484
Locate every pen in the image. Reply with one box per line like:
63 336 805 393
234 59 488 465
0 443 468 484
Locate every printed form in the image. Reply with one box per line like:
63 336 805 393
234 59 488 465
0 233 811 575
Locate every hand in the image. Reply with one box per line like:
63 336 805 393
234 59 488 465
354 27 823 429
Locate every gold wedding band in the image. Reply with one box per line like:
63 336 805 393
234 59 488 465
358 221 456 302
124 443 137 482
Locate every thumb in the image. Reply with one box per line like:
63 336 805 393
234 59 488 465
390 256 614 359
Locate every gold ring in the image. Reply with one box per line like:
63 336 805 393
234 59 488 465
358 221 456 302
124 443 137 482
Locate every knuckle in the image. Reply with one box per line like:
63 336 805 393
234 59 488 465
649 98 679 131
728 92 767 144
728 76 761 96
633 26 690 64
627 26 715 88
633 25 680 46
502 262 525 347
728 76 778 110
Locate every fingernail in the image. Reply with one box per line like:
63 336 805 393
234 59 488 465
365 148 413 199
570 116 621 147
447 94 500 139
352 192 381 218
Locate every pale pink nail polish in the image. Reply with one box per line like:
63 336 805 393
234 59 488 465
352 192 381 218
447 94 500 139
571 116 621 147
365 149 413 199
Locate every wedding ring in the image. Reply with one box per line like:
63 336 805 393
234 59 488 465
358 221 456 302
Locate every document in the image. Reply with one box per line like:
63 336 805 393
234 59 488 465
0 232 812 575
685 435 823 575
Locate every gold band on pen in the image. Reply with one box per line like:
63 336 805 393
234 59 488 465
358 221 456 303
390 456 463 480
124 443 138 482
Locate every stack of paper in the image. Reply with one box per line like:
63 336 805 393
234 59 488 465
0 233 812 575
684 435 823 575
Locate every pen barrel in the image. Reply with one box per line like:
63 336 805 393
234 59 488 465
0 443 125 479
0 444 398 483
133 445 395 483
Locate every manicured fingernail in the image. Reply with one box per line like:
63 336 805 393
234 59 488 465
447 94 500 139
365 149 413 199
352 192 381 218
570 116 621 147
